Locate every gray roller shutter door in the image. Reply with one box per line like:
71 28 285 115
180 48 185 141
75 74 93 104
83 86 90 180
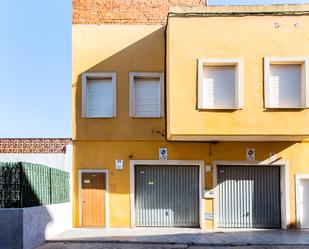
217 165 281 228
135 165 199 227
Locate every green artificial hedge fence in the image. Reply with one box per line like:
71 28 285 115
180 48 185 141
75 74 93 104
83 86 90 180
0 162 70 208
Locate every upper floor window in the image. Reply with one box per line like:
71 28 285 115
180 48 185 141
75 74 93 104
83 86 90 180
129 72 164 118
82 72 116 118
264 57 309 108
198 58 244 110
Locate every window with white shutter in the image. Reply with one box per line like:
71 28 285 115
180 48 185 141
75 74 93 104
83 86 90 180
202 66 235 108
129 72 164 118
269 65 301 107
264 57 309 108
198 58 244 109
82 72 116 118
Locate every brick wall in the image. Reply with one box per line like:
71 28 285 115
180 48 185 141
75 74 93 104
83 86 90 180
73 0 206 24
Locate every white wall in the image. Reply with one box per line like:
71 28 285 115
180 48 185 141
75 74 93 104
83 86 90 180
0 153 65 171
64 144 73 173
22 203 72 249
0 145 73 249
43 202 72 239
0 203 72 249
0 144 72 173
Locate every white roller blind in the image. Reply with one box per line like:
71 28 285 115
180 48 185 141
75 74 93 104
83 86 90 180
269 64 301 108
202 66 236 108
87 78 114 117
134 78 160 117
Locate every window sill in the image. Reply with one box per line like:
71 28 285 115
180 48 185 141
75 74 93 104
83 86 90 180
130 116 163 119
83 116 115 119
198 107 242 110
264 106 308 109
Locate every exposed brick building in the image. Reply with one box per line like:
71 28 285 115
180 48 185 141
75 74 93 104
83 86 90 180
72 0 206 24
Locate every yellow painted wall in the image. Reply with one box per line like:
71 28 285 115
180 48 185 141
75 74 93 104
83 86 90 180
72 25 165 141
73 140 309 229
72 5 309 230
166 14 309 138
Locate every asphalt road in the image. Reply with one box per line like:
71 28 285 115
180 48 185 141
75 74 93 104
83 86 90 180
36 242 309 249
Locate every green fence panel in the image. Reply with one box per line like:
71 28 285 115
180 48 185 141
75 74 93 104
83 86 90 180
22 163 52 206
50 168 70 204
0 162 70 208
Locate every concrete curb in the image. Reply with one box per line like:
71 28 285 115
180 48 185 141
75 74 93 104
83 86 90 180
46 240 309 247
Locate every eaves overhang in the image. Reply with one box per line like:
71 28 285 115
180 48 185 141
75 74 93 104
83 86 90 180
168 134 309 142
169 4 309 18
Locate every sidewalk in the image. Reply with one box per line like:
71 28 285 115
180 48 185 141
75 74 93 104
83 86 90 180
47 228 309 246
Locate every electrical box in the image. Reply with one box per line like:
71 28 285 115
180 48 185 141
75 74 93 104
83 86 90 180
115 159 123 170
205 165 212 172
204 189 215 199
204 212 214 220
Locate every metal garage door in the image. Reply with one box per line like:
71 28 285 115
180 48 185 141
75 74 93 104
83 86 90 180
135 165 199 227
217 165 281 228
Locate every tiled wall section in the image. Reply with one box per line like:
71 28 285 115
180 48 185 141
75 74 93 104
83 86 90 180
0 139 72 154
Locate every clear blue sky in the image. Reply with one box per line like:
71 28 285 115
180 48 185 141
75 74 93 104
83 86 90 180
0 0 308 138
0 0 71 138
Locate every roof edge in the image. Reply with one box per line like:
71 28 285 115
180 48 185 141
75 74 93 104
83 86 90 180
169 4 309 17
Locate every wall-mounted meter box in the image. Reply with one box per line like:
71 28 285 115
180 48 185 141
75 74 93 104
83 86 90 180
115 159 123 169
204 189 215 199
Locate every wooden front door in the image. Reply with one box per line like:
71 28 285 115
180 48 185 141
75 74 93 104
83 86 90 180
82 172 106 227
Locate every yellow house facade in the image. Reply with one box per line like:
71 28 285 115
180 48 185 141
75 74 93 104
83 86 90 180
72 2 309 230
